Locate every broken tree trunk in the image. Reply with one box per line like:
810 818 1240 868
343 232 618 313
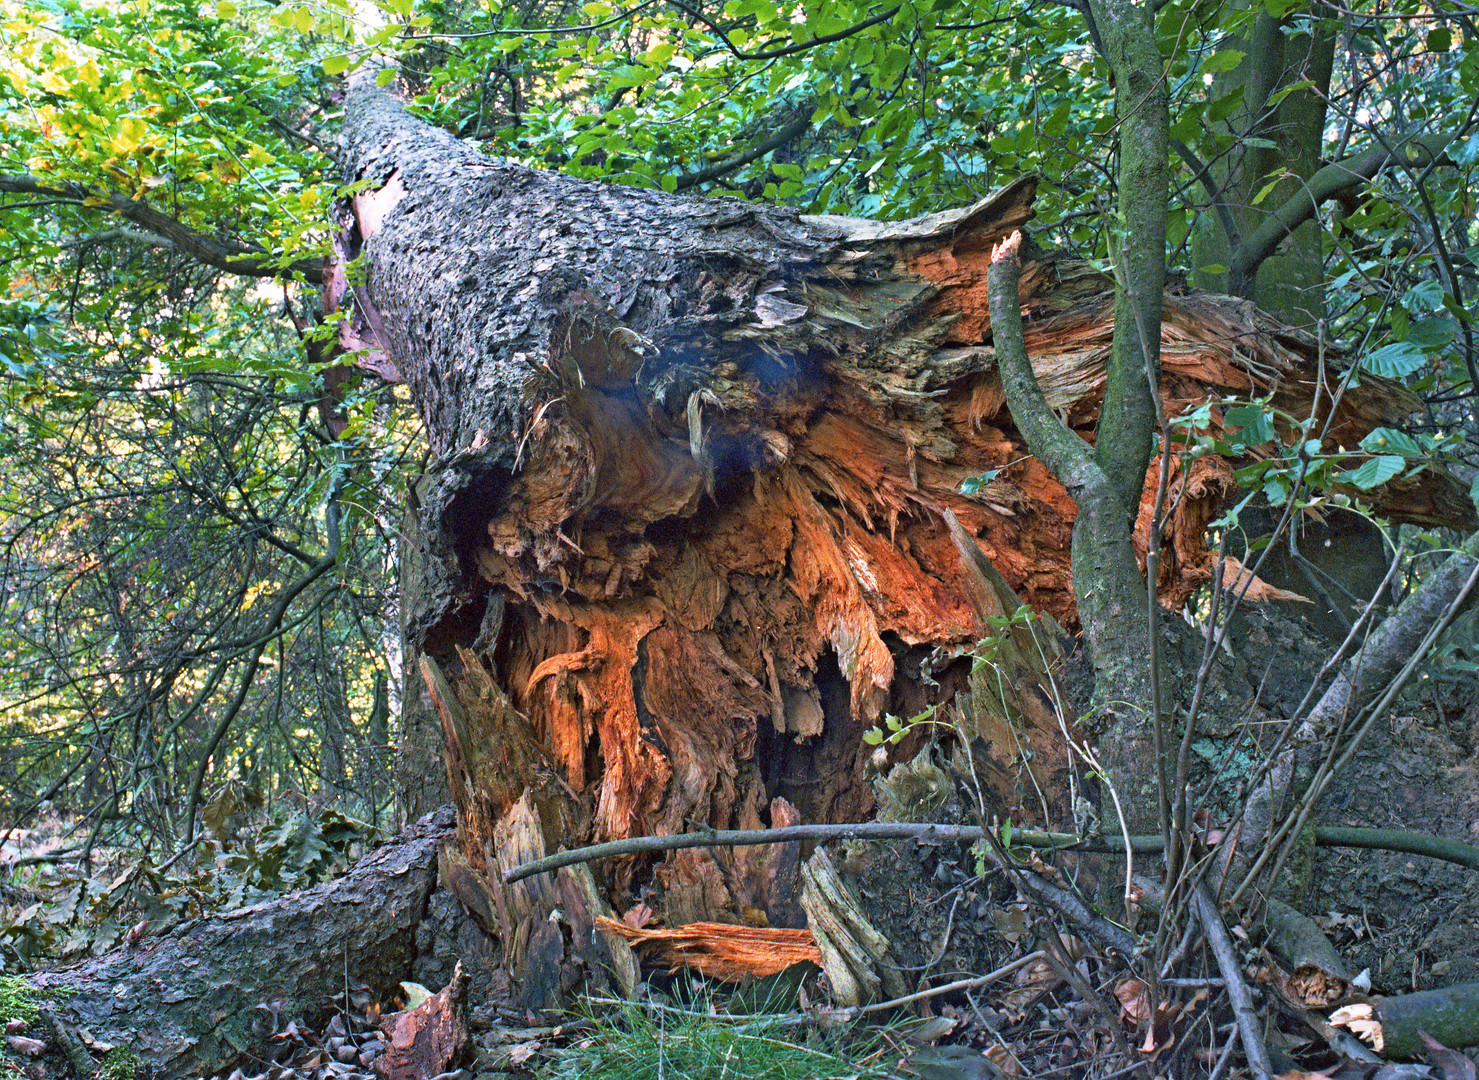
329 76 1472 997
26 807 453 1080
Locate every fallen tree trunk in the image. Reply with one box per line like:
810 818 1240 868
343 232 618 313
1333 981 1479 1058
27 806 454 1080
327 73 1473 995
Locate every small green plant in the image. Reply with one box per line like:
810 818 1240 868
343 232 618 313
0 975 41 1024
99 1046 142 1080
865 605 1037 749
551 995 895 1080
862 705 948 748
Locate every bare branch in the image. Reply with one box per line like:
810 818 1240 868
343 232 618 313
0 173 323 283
674 115 810 191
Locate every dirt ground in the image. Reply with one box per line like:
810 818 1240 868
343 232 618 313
847 604 1479 1007
1312 686 1479 994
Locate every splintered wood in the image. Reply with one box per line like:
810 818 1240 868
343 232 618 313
441 176 1462 902
596 917 822 981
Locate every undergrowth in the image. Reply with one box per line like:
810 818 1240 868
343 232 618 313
551 996 901 1080
0 804 376 972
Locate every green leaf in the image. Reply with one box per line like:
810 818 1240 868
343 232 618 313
1264 78 1315 110
1360 341 1426 378
1402 279 1445 313
1407 317 1455 351
1358 427 1423 457
1201 49 1245 74
1251 176 1283 206
1338 455 1406 490
376 68 397 87
322 54 352 76
1207 89 1242 122
1427 27 1452 52
1223 404 1276 446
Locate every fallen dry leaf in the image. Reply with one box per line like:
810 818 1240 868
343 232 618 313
1115 977 1152 1026
507 1040 541 1066
1418 1028 1478 1080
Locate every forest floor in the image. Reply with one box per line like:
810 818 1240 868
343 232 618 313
3 614 1479 1079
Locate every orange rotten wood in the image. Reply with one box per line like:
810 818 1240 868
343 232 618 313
596 917 824 981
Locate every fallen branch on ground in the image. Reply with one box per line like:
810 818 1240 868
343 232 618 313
504 822 1479 882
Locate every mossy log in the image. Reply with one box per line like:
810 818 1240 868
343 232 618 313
1333 980 1479 1058
26 807 454 1080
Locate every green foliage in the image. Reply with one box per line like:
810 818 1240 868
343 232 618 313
0 974 42 1024
865 605 1034 748
98 1046 142 1080
0 807 375 970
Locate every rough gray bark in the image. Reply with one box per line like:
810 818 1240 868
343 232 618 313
28 806 453 1080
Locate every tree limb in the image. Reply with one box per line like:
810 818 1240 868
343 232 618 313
673 115 810 191
1172 137 1241 251
1229 129 1462 280
666 0 901 62
504 819 1479 883
504 821 1168 883
0 174 323 283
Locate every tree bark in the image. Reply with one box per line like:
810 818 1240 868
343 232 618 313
1191 2 1335 327
26 807 453 1080
328 75 1468 991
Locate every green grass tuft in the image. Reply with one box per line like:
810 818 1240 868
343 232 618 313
550 998 899 1080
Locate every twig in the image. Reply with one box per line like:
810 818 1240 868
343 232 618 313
1192 885 1271 1080
855 951 1047 1015
503 822 1162 883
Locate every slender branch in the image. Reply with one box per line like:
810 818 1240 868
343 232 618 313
182 553 337 843
1194 884 1272 1080
1228 129 1463 280
855 951 1047 1014
0 174 323 282
504 821 1166 882
503 818 1479 883
667 0 900 62
1171 137 1241 251
1313 827 1479 871
985 231 1099 488
673 115 810 191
